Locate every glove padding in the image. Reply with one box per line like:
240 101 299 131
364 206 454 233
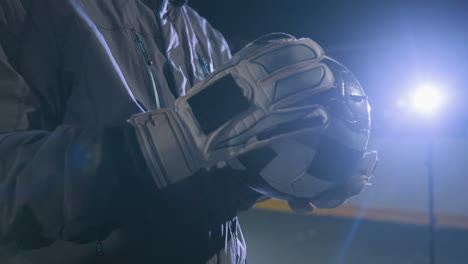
287 151 378 212
129 33 335 189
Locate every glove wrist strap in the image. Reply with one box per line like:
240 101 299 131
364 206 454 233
128 110 201 189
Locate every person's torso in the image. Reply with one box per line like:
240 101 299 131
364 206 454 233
18 0 230 130
3 1 239 263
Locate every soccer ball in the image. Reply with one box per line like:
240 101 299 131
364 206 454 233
233 57 371 200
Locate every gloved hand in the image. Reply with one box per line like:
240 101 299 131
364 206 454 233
128 33 335 189
287 151 378 213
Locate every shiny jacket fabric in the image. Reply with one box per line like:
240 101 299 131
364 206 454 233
0 0 249 263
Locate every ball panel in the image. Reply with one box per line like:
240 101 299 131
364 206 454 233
232 55 371 201
261 140 315 188
306 135 363 183
290 172 334 198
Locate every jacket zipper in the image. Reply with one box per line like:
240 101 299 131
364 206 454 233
197 52 211 78
134 32 161 109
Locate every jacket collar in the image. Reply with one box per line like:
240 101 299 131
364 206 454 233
143 0 187 19
170 0 188 7
144 0 187 9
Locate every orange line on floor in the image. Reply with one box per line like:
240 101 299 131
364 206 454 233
254 199 468 229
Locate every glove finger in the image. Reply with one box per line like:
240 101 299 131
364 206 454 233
313 198 346 209
287 199 314 213
345 175 369 197
359 151 378 176
308 152 377 209
309 176 368 209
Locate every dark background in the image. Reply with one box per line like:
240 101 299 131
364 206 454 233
191 0 468 137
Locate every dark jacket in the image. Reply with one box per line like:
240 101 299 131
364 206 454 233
0 0 253 263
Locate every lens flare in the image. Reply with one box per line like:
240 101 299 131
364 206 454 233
410 84 445 114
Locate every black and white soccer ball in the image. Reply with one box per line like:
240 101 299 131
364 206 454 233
232 57 371 201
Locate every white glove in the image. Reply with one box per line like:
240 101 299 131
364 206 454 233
129 33 336 189
288 151 378 212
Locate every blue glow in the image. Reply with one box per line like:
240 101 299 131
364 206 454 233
335 188 376 264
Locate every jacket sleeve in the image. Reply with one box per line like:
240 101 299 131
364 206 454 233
0 1 153 248
0 0 257 252
0 41 153 248
0 38 252 250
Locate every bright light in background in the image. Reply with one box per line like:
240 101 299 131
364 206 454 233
410 84 445 115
